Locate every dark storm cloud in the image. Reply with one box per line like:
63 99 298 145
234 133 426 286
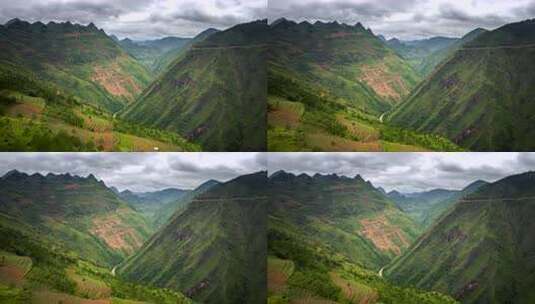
0 153 266 192
268 153 535 193
0 0 265 40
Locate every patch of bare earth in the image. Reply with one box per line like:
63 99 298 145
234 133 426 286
359 215 410 255
330 272 379 304
358 64 409 101
268 107 301 128
32 290 110 304
89 209 144 255
91 57 141 100
0 265 25 287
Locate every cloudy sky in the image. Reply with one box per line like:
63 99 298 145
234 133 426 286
0 153 266 192
269 0 535 39
268 153 535 193
0 0 266 40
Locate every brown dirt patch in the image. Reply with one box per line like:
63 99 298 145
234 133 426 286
31 290 111 304
91 58 141 101
64 184 80 190
358 64 409 101
359 215 410 256
0 265 25 287
306 133 382 152
290 295 338 304
89 209 145 255
330 272 379 304
269 107 301 128
6 102 44 119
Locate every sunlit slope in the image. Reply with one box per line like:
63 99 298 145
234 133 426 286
389 20 535 151
121 21 268 151
386 171 535 303
118 172 267 304
0 19 152 112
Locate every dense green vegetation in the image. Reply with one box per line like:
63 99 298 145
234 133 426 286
119 37 191 73
0 170 152 266
0 212 192 304
0 62 199 151
389 20 535 151
0 19 152 112
386 172 535 303
119 172 267 304
121 20 267 151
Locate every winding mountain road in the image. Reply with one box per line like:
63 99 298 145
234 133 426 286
378 266 385 278
379 113 386 123
111 266 117 276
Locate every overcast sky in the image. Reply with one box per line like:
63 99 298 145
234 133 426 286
0 153 266 192
0 0 266 40
269 0 535 39
268 153 535 193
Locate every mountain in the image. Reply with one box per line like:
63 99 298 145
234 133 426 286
268 171 457 304
118 188 189 225
385 172 535 303
267 19 464 152
0 170 152 266
120 20 267 151
389 181 487 228
118 172 267 303
0 19 152 112
119 36 191 72
269 19 421 112
388 19 535 151
151 28 220 76
269 171 421 269
387 36 459 76
151 179 220 228
0 198 192 304
388 188 459 224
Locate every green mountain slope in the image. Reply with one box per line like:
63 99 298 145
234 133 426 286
268 171 456 304
118 172 267 304
0 62 199 152
120 20 268 151
269 171 421 270
0 19 152 112
151 179 220 228
119 37 191 73
0 211 192 304
387 36 459 76
385 171 535 303
270 19 421 113
388 189 458 224
0 170 152 266
118 188 189 225
388 19 535 151
152 28 220 75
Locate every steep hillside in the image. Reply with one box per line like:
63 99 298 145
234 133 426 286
151 179 220 228
268 172 456 304
151 29 220 76
0 63 199 152
388 19 535 151
388 189 458 224
0 19 152 112
387 36 458 76
0 170 152 266
386 172 535 303
121 20 267 151
118 188 189 225
119 37 191 72
118 172 267 304
269 19 420 112
269 171 421 269
0 211 192 304
267 19 464 152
